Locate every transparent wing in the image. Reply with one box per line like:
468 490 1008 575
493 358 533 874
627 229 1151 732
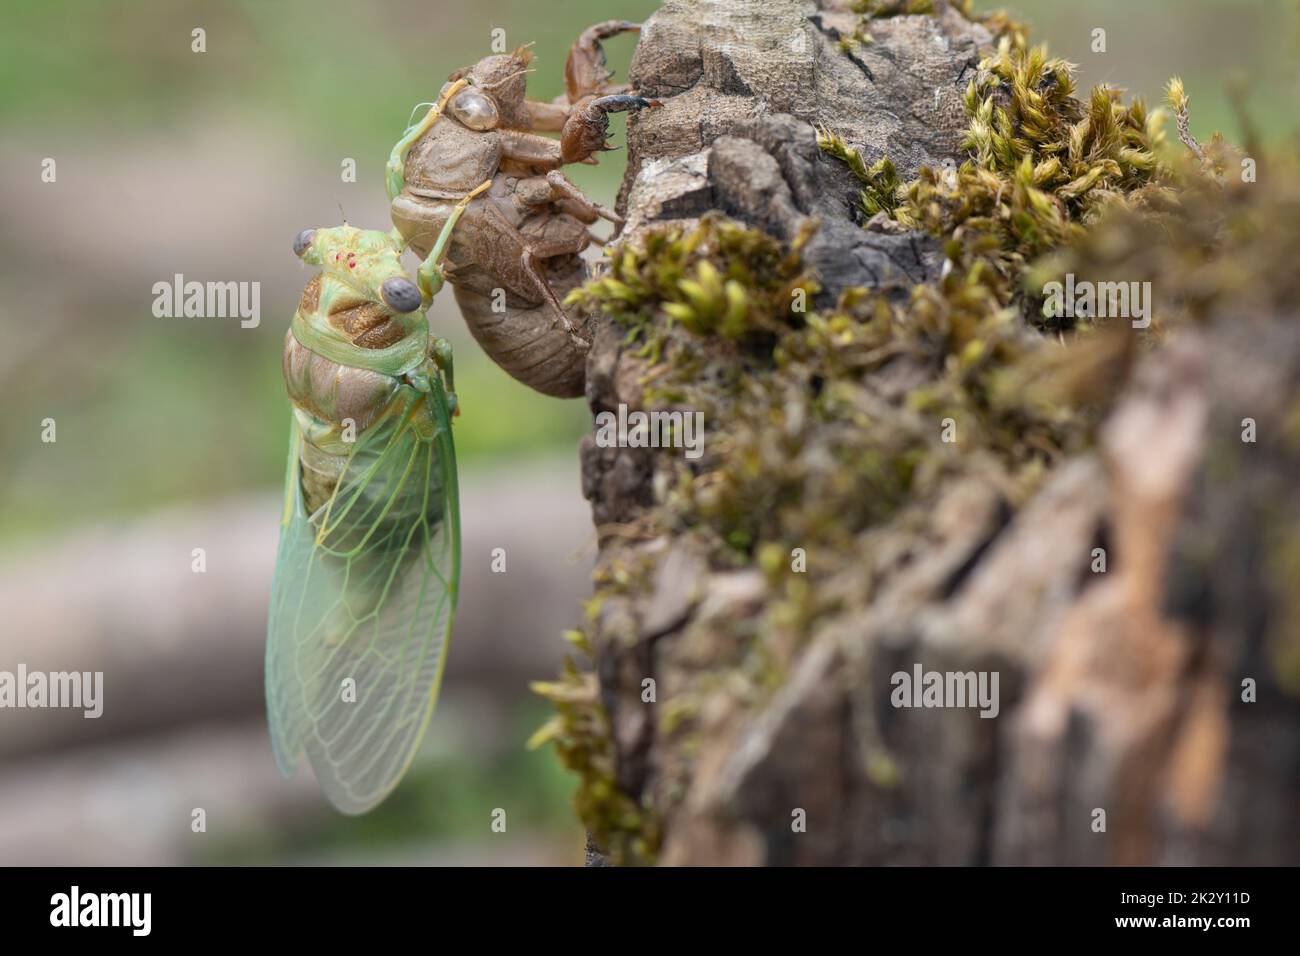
265 376 460 814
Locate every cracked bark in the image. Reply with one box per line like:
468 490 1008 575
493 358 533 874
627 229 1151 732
576 0 1300 865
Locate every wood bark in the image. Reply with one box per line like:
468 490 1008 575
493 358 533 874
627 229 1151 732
577 0 1300 865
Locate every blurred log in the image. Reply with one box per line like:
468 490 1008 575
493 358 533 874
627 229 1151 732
0 702 565 865
0 457 593 760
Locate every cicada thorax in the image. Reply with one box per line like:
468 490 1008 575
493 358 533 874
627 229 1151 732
284 262 444 545
402 113 503 197
295 274 413 353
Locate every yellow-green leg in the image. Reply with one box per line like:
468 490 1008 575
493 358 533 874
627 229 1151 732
385 78 468 202
416 178 493 305
431 338 457 415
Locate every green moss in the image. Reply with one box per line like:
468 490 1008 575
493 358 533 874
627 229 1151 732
842 1 1029 57
529 658 658 865
851 0 934 18
816 127 906 218
566 213 819 347
821 41 1172 329
837 26 875 53
528 549 666 864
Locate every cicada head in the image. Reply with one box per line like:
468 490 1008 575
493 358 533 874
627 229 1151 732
448 46 534 131
292 225 426 353
294 226 418 309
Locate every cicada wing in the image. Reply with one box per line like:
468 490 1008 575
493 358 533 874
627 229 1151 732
265 413 322 774
265 381 460 815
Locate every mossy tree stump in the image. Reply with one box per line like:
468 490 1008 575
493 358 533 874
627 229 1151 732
539 0 1300 865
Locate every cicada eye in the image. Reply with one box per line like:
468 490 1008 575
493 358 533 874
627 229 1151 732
293 229 315 258
381 276 422 314
450 88 499 131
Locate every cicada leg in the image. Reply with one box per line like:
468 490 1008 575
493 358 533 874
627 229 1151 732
404 339 457 418
564 21 641 103
385 77 469 202
431 337 457 417
415 178 493 305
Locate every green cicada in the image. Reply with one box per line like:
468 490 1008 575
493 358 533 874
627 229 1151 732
266 173 491 814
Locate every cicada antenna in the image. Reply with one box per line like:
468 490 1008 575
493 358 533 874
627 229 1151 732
499 67 536 85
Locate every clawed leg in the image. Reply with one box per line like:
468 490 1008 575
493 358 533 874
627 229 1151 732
525 21 644 133
560 94 660 165
544 170 624 225
565 21 641 102
524 98 570 133
520 248 587 347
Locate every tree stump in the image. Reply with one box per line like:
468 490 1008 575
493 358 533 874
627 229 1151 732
564 0 1300 866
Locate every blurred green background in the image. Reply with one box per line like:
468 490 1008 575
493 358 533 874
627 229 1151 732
2 0 1295 538
0 0 1294 865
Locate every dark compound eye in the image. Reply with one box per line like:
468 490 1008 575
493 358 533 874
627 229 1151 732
293 229 315 258
381 276 422 313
